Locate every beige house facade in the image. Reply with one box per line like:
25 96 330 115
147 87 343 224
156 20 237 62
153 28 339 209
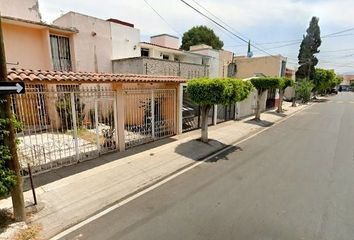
234 55 287 79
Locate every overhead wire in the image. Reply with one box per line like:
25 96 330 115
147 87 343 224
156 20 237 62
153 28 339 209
143 0 182 36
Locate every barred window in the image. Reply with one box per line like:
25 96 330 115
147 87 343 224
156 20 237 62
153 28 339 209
50 35 72 71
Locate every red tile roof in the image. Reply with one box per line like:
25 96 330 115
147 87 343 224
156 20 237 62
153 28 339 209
7 68 186 83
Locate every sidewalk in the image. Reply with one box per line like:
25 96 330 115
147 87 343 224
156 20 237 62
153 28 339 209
0 102 311 239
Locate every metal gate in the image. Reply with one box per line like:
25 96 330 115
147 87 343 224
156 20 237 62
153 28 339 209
124 89 176 148
216 104 236 124
182 86 214 132
12 85 118 175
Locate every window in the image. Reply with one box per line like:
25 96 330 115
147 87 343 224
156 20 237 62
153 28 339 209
163 54 169 60
280 60 287 77
50 35 72 71
141 48 149 57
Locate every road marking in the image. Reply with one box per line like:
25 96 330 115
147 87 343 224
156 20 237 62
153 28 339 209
50 103 313 240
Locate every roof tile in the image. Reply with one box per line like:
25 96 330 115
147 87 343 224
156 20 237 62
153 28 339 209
7 68 186 83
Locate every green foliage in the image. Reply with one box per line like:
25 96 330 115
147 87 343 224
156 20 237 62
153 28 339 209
0 117 16 198
296 80 314 103
313 68 339 93
250 77 282 91
281 78 295 90
56 95 86 131
187 78 253 107
187 78 227 106
181 25 224 51
296 16 322 81
224 79 254 104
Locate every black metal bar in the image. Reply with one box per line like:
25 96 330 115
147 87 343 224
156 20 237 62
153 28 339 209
27 163 37 205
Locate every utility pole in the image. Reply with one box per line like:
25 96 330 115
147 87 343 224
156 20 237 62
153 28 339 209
0 16 26 221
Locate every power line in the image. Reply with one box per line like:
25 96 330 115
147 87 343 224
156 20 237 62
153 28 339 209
189 0 250 42
143 0 182 36
225 31 354 49
179 0 354 71
179 0 277 57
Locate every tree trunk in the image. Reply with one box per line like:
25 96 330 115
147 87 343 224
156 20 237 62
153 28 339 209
277 89 284 113
255 89 264 121
291 87 297 107
200 105 211 143
0 17 25 221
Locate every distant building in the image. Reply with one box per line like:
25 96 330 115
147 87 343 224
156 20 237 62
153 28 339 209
189 44 234 78
233 55 287 79
339 74 354 86
233 55 288 109
285 68 296 80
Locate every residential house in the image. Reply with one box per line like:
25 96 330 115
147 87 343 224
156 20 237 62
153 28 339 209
188 44 236 126
189 44 234 78
233 55 288 109
112 34 210 79
339 74 354 87
0 2 187 174
0 0 41 22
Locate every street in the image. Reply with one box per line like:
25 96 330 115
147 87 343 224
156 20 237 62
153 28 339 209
60 93 354 240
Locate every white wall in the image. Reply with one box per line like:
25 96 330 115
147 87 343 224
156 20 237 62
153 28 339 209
111 23 141 59
236 89 267 119
53 12 112 73
0 0 41 22
191 49 219 77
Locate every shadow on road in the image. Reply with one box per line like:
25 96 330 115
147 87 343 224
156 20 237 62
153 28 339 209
174 139 242 163
23 137 177 191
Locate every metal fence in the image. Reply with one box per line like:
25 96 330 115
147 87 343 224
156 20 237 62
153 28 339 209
216 104 236 124
11 85 117 175
182 86 214 132
124 89 176 148
11 85 177 175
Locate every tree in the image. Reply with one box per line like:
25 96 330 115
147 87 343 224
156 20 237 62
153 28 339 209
296 17 321 81
181 26 224 51
296 80 314 103
0 16 25 221
277 78 295 113
187 78 252 142
313 68 341 94
250 77 281 121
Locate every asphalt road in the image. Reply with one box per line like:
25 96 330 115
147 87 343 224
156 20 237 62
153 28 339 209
60 92 354 240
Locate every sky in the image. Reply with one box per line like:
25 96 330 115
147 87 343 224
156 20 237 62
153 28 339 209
38 0 354 74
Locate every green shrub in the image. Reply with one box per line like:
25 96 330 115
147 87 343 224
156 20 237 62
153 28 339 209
296 80 314 103
250 77 281 91
0 117 16 198
56 94 86 131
